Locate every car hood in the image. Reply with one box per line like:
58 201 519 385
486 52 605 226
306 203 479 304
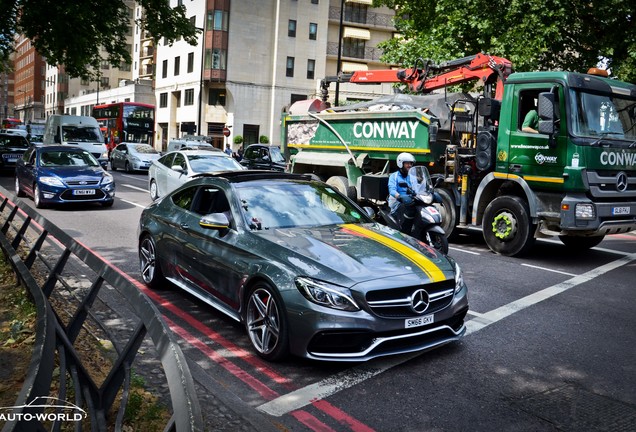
252 223 454 286
39 166 106 180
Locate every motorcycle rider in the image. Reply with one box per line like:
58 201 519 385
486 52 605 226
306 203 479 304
388 152 417 234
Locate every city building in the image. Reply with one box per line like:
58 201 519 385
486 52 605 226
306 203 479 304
13 35 47 124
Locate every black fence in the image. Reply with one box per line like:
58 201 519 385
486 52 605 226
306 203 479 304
0 190 203 432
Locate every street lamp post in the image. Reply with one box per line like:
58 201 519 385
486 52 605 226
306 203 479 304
334 0 345 107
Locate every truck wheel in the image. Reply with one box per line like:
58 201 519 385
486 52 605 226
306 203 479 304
436 188 459 239
559 235 605 250
483 196 535 256
326 176 357 200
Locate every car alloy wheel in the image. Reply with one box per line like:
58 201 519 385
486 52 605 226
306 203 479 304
245 284 289 361
139 235 165 289
33 184 45 208
149 180 159 200
15 177 25 197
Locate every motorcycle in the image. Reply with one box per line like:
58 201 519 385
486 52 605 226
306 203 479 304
377 165 449 255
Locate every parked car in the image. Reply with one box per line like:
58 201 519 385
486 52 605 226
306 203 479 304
148 149 244 200
110 143 160 172
240 144 286 171
0 132 30 172
15 145 115 208
138 171 469 362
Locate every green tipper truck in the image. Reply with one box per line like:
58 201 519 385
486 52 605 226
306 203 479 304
282 57 636 256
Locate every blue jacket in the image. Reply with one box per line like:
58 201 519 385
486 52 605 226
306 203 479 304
387 170 411 213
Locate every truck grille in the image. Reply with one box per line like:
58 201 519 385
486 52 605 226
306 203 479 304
587 170 636 199
366 279 456 318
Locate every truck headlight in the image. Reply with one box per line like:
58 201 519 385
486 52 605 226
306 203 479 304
295 277 359 311
575 203 595 220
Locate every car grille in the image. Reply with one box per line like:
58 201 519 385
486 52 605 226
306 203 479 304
60 189 106 200
66 180 100 186
365 279 456 318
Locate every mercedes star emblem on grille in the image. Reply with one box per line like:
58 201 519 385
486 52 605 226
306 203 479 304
616 172 628 192
410 289 430 314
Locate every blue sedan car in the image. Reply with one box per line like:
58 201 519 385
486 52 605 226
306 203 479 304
15 145 115 208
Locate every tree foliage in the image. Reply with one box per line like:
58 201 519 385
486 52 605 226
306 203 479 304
0 0 199 79
374 0 636 83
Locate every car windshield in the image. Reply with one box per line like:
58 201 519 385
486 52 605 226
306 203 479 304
40 150 100 167
62 126 102 142
132 144 158 154
0 135 29 148
235 180 371 230
188 155 243 172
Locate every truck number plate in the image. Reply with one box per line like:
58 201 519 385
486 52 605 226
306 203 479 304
73 189 95 196
612 206 630 215
405 314 433 329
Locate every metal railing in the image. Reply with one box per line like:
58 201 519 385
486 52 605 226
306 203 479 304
0 190 203 432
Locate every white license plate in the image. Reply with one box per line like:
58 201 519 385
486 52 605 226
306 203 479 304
3 154 19 160
405 314 434 328
612 206 630 215
73 189 96 196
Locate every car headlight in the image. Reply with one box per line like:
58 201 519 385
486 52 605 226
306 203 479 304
39 176 64 187
295 277 359 311
454 262 464 293
131 156 141 162
101 173 114 186
101 151 109 159
418 192 433 205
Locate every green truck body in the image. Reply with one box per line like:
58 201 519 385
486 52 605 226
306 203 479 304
282 70 636 256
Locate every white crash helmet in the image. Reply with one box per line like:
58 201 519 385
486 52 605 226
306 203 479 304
396 152 416 168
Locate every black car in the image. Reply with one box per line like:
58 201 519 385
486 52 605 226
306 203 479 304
0 133 29 171
239 144 286 171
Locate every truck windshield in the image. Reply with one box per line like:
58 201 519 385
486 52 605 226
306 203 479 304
569 89 636 141
62 126 103 142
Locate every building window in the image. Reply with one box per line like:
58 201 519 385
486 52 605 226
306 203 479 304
159 92 168 108
101 60 110 70
100 77 109 88
162 59 168 78
288 20 296 38
286 57 294 77
291 94 307 104
345 3 368 24
187 52 194 73
309 23 317 40
207 10 228 31
119 62 131 72
184 89 194 106
206 48 227 70
174 56 180 76
343 38 365 59
307 59 315 79
311 0 318 4
208 89 226 106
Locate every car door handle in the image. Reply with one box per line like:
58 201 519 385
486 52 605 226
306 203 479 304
180 223 190 230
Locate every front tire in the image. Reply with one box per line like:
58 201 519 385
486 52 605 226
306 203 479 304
139 235 166 289
559 235 605 250
424 231 449 255
482 196 535 257
149 179 159 201
245 283 289 362
125 161 132 173
33 184 46 209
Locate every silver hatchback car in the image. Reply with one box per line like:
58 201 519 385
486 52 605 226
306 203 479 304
148 149 244 200
110 143 160 172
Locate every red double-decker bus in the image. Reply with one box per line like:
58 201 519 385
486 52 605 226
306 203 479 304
92 102 155 153
1 118 22 129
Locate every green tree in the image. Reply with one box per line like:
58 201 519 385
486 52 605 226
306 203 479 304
0 0 199 79
374 0 635 83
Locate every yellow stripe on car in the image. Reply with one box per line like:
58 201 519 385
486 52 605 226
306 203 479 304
342 224 446 282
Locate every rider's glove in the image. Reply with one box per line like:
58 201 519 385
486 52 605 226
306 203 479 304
396 195 403 203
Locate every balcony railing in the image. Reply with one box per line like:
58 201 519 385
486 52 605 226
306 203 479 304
327 42 385 62
328 7 395 29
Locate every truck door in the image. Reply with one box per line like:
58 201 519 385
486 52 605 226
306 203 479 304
506 85 567 190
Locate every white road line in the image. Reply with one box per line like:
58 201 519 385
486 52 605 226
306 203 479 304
466 310 484 318
121 183 148 193
449 246 480 255
521 263 577 277
257 251 636 417
120 199 146 209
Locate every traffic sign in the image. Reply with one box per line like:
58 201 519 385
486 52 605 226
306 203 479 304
223 127 231 137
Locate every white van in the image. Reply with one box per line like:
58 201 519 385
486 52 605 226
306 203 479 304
43 115 109 168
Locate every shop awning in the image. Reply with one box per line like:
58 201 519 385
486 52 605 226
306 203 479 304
343 27 371 40
346 0 373 4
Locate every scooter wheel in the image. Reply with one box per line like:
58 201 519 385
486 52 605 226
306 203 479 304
425 231 449 255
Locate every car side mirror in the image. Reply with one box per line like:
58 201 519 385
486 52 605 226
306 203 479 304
199 213 230 230
171 165 185 174
363 206 376 218
538 92 556 136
